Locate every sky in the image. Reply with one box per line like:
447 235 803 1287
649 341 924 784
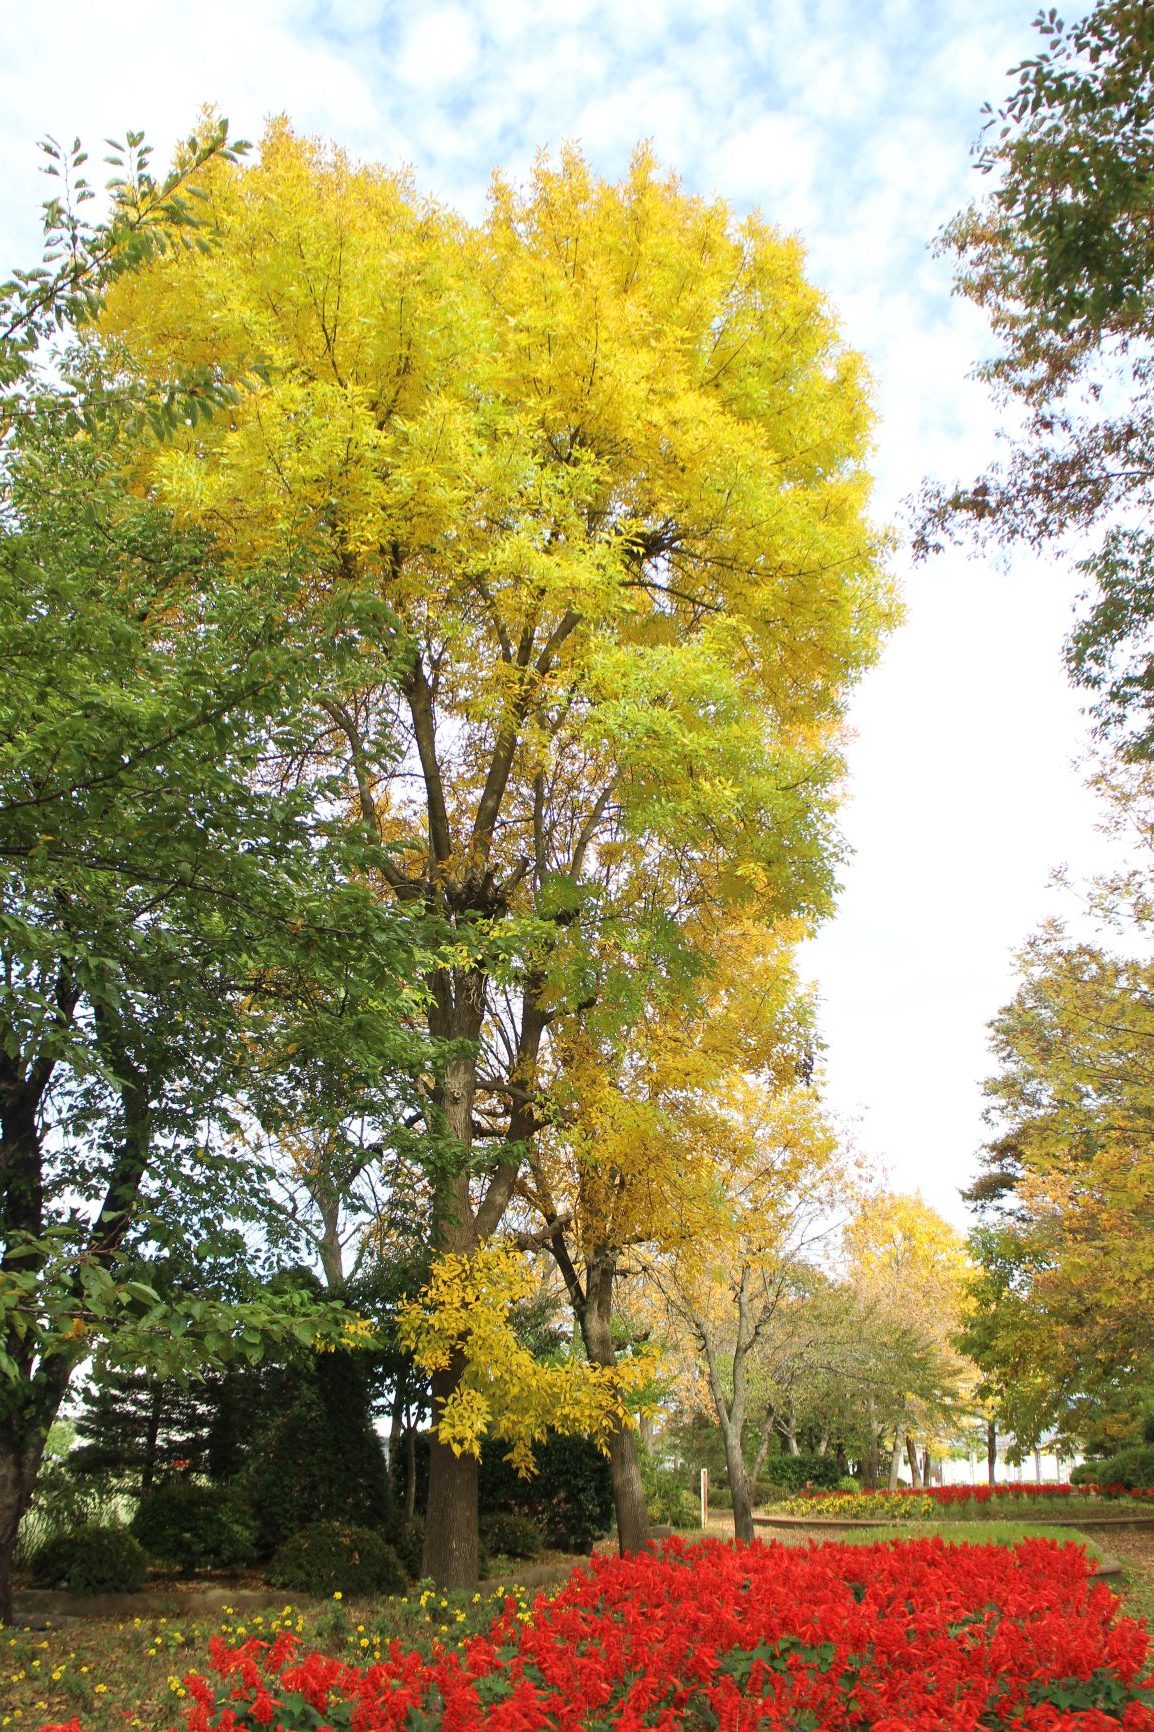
0 0 1115 1226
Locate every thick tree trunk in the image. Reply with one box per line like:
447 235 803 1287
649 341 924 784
888 1419 907 1491
422 1361 479 1588
724 1430 755 1544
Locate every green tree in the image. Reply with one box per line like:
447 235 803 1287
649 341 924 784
0 136 428 1622
920 0 1154 756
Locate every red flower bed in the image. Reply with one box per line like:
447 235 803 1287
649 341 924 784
43 1535 1153 1731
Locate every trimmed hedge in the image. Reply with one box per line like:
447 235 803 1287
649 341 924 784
1071 1445 1154 1491
30 1523 148 1594
480 1511 545 1559
130 1479 256 1572
267 1521 407 1597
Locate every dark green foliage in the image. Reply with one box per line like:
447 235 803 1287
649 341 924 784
391 1515 424 1582
477 1434 612 1552
479 1512 544 1560
762 1453 841 1492
1070 1445 1154 1490
266 1521 406 1597
30 1524 148 1594
240 1352 394 1556
129 1479 256 1572
640 1453 696 1527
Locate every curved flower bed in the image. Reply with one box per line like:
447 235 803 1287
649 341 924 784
780 1485 1154 1520
44 1535 1154 1731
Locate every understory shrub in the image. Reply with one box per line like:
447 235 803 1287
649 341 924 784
30 1522 148 1594
239 1359 395 1555
130 1479 257 1571
641 1457 696 1526
764 1451 841 1492
392 1514 424 1581
480 1511 544 1559
267 1521 407 1597
1071 1444 1154 1490
478 1433 612 1552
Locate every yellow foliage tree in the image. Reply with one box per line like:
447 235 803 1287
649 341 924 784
398 1240 653 1475
96 123 895 1586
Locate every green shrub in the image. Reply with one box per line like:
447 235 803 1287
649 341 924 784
30 1523 148 1594
267 1521 406 1597
642 1458 696 1527
478 1434 612 1552
392 1515 424 1582
1070 1445 1154 1490
130 1480 256 1572
763 1453 841 1492
708 1484 733 1509
480 1511 545 1559
240 1361 394 1556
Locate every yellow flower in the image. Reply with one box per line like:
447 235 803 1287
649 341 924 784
332 1591 343 1602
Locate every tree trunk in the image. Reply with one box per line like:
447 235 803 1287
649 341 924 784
888 1416 907 1491
987 1417 997 1487
724 1429 755 1544
864 1399 880 1491
421 1360 478 1588
906 1434 923 1488
581 1251 649 1553
405 1420 417 1519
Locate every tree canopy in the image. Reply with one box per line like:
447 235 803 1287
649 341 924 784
920 0 1154 756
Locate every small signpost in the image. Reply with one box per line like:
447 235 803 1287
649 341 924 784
700 1467 709 1529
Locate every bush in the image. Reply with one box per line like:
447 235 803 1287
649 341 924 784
708 1484 733 1509
30 1523 148 1594
267 1521 406 1597
1071 1445 1154 1490
642 1458 696 1527
240 1359 394 1556
764 1453 841 1493
478 1434 613 1552
480 1511 545 1559
392 1515 424 1582
130 1479 256 1572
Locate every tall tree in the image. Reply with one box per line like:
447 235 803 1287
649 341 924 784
0 133 426 1621
96 129 895 1587
919 0 1154 756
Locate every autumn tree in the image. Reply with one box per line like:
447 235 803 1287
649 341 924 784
644 1073 843 1541
96 127 894 1586
843 1193 972 1489
920 0 1154 756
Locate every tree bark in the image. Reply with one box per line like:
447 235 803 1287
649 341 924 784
580 1251 650 1553
987 1417 997 1487
888 1412 907 1491
724 1429 756 1544
906 1434 923 1488
864 1398 880 1490
422 1361 479 1588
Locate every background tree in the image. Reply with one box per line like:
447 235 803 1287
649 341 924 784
920 0 1154 757
97 129 895 1587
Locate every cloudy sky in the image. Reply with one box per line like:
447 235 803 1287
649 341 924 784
1 0 1111 1224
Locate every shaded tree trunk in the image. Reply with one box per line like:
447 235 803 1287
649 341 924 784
987 1417 997 1487
888 1410 907 1491
723 1428 756 1544
580 1250 650 1553
422 1358 478 1588
906 1434 923 1488
863 1398 880 1490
